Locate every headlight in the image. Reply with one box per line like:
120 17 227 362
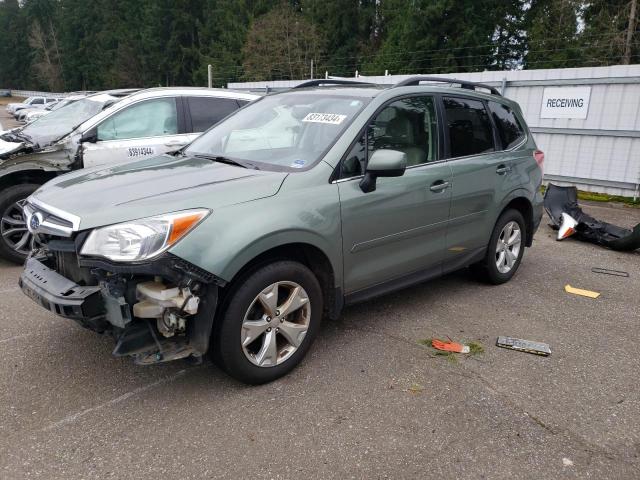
80 209 209 262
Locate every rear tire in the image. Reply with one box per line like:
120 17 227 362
212 261 323 384
0 184 41 264
471 209 526 285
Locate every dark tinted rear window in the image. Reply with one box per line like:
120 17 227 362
187 97 240 132
443 97 494 157
488 101 526 149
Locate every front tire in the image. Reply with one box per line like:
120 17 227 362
0 184 41 264
213 261 323 384
471 209 526 285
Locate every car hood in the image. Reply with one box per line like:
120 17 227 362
30 154 288 230
0 137 25 157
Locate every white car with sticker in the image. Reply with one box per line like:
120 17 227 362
0 87 262 263
78 88 261 168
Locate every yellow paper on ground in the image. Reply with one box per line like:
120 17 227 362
565 284 600 299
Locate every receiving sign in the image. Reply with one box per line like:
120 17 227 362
540 87 591 119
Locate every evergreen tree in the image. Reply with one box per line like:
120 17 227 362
0 0 31 88
524 0 584 69
580 0 639 66
242 2 323 81
0 0 637 90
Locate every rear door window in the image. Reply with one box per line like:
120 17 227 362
187 97 240 132
488 101 526 150
443 97 495 158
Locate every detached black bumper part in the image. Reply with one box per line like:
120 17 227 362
544 184 640 251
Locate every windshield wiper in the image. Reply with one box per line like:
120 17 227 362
15 130 32 142
4 130 32 144
193 153 259 170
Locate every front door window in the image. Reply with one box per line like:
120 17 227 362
97 98 178 141
341 96 438 178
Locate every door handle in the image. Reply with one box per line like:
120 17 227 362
429 180 450 192
496 164 512 175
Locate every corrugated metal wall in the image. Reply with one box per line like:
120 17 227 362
229 65 640 198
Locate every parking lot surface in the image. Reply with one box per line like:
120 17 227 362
1 108 640 479
1 102 20 130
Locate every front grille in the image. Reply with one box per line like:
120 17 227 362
24 201 78 237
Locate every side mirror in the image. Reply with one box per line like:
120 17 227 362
81 128 98 143
359 149 407 193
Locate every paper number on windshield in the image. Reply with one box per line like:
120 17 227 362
127 147 155 158
302 113 347 125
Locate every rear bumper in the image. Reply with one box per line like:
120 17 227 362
19 257 107 328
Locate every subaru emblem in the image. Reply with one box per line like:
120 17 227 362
29 213 41 232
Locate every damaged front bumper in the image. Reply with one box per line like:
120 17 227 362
19 252 220 365
20 257 106 325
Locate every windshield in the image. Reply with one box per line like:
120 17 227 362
21 97 113 147
185 92 370 171
49 99 75 111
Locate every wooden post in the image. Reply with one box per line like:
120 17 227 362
623 0 638 65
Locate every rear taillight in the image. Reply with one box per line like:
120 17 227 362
534 150 544 173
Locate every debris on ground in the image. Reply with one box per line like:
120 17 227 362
565 284 600 298
467 341 485 355
591 267 629 278
406 383 424 394
419 338 484 363
496 336 551 356
432 338 470 353
544 184 640 251
557 212 578 240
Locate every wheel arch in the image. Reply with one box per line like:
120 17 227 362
498 193 534 247
0 166 61 191
221 240 341 320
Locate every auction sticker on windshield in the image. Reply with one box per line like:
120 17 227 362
302 113 347 125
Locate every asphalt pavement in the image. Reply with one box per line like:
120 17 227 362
1 106 640 479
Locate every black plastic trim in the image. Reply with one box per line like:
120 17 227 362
293 79 376 89
78 253 223 285
394 76 501 96
20 257 106 323
344 265 442 306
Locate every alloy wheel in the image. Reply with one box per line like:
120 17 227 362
241 281 311 367
0 199 42 257
495 220 522 274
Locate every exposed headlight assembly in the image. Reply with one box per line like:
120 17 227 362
80 209 209 262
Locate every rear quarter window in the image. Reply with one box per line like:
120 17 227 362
488 101 526 150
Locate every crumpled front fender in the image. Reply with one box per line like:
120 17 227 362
0 144 75 179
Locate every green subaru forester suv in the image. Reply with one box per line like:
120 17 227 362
19 77 544 384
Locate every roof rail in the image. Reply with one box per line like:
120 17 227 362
394 76 501 96
292 79 376 89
